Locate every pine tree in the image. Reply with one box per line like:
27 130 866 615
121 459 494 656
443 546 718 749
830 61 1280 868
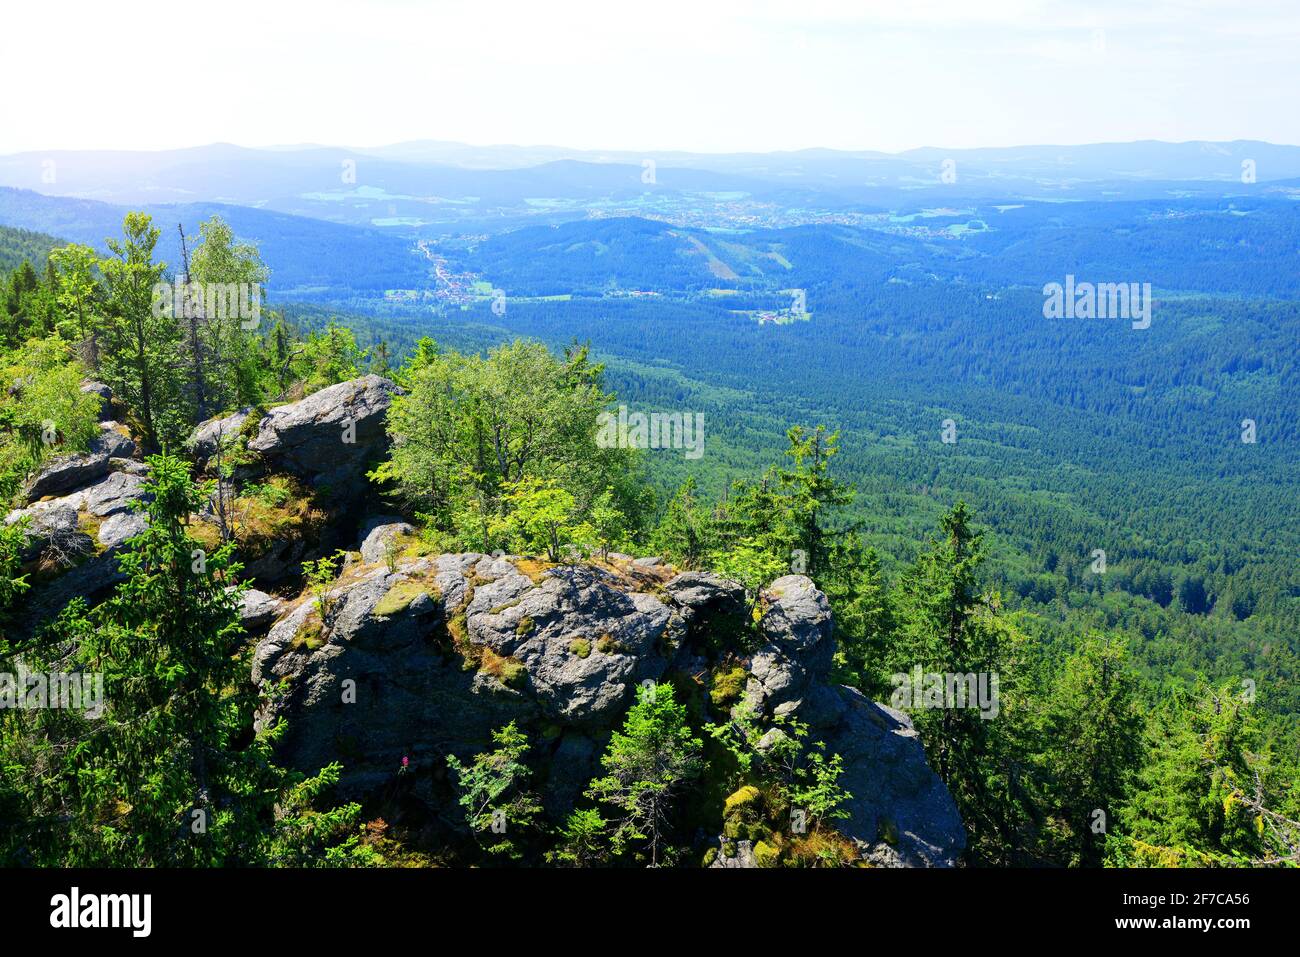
1111 683 1280 865
446 721 542 859
831 546 893 695
772 425 855 579
650 476 712 568
1041 636 1144 865
586 682 704 866
370 338 392 376
549 808 607 867
49 243 102 367
886 502 1021 859
0 454 366 866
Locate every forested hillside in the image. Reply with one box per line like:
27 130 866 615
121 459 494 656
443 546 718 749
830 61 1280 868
286 282 1300 736
0 225 62 275
0 188 428 300
444 202 1300 298
1 205 1297 869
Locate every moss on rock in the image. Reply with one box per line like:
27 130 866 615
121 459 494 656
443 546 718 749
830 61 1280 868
499 658 528 688
292 614 325 652
477 645 528 689
709 665 748 709
723 785 763 818
374 579 432 617
753 840 780 868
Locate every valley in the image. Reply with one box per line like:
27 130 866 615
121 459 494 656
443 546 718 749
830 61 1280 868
2 136 1298 874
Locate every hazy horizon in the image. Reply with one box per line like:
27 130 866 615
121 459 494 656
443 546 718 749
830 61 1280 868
5 135 1300 159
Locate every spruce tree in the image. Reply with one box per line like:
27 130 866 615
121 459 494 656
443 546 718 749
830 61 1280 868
1041 636 1144 866
586 682 704 866
0 454 367 866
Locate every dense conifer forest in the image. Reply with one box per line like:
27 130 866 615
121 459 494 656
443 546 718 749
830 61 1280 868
1 210 1297 869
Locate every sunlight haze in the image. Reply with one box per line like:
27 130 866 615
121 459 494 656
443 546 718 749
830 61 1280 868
2 0 1296 154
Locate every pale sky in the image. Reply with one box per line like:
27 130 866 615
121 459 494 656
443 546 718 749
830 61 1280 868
1 0 1297 155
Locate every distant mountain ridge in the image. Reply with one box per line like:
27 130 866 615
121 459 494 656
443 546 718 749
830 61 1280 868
5 184 1298 305
0 187 427 299
2 140 1297 233
356 138 1300 181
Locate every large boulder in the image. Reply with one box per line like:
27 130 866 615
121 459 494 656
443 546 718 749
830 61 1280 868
716 575 965 867
184 378 405 585
9 505 91 564
237 588 285 632
253 554 532 799
95 511 147 551
188 409 252 472
24 422 137 501
4 458 151 638
464 557 677 726
252 554 718 807
709 685 968 868
251 553 966 865
743 574 839 726
7 466 151 566
17 547 135 635
246 375 402 505
83 471 147 517
818 689 968 867
358 516 415 564
79 380 116 422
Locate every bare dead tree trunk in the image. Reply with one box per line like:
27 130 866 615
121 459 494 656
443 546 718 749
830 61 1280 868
211 420 234 544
